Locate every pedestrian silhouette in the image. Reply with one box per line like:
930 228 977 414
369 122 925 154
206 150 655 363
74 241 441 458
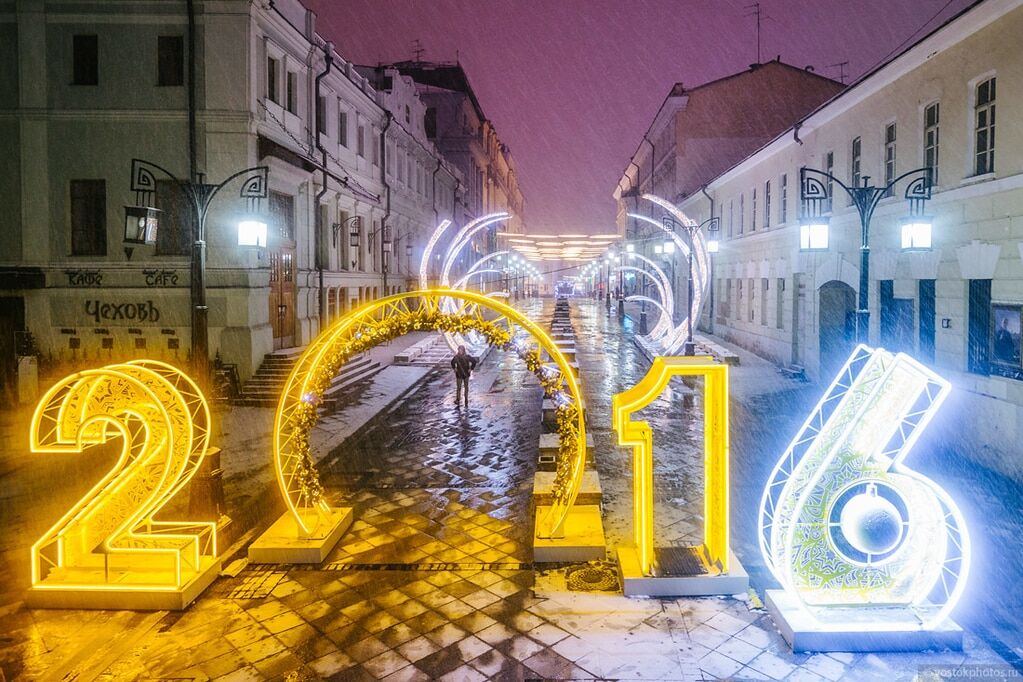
450 345 478 408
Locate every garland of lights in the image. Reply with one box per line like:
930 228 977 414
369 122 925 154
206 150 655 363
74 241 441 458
287 308 580 509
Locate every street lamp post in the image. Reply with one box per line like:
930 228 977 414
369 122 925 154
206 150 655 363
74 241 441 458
662 216 720 355
125 158 269 388
799 166 933 343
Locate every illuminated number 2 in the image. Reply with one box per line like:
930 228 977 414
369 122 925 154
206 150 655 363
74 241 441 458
30 360 218 597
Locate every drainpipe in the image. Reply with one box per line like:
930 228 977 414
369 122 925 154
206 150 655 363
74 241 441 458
314 42 333 329
701 185 716 335
186 0 197 182
380 111 393 295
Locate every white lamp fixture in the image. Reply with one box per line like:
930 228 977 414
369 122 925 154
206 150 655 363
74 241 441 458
238 219 268 248
901 217 933 251
663 241 676 255
626 243 635 253
654 244 663 255
708 239 720 253
799 220 830 251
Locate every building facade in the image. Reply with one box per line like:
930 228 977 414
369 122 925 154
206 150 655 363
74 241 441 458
675 0 1023 480
0 0 473 389
612 60 844 313
380 62 527 264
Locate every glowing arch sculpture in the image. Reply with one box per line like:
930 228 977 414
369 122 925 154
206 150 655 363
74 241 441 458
759 345 970 650
627 194 710 355
252 289 587 564
28 360 220 609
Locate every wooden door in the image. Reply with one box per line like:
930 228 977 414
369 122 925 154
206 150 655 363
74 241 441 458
268 191 297 350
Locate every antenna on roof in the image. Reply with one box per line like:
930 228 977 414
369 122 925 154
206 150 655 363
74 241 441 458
411 38 425 62
828 60 850 84
744 2 770 65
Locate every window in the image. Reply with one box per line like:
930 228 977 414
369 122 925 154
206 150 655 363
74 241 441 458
760 278 769 325
919 279 935 363
155 180 191 255
156 36 184 86
728 199 734 238
316 96 326 136
397 149 404 182
269 191 295 242
72 34 98 85
967 279 991 374
884 123 896 197
924 103 939 185
780 173 788 223
991 304 1022 379
338 109 348 147
372 130 380 166
751 188 757 231
736 279 743 320
764 180 771 229
386 142 394 174
286 71 297 114
739 194 744 235
425 108 437 138
825 151 834 212
748 278 755 322
70 179 106 256
357 124 366 158
404 104 411 124
267 56 280 104
776 278 785 330
974 77 996 175
850 137 861 200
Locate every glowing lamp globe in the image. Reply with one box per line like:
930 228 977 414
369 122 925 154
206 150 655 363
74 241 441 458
839 485 904 555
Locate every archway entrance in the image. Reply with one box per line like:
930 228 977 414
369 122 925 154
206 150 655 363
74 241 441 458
272 289 586 546
818 280 856 378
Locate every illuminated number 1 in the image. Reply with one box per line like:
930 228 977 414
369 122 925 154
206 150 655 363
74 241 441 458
613 357 730 576
30 360 219 601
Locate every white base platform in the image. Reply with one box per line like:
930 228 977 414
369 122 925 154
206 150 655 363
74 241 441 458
618 546 749 597
765 589 964 652
248 508 353 564
533 505 605 563
533 470 602 506
26 557 221 610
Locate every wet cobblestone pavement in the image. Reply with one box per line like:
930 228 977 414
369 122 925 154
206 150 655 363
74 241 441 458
0 299 1018 681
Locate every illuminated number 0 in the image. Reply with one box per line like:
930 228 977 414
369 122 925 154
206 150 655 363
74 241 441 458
29 361 219 606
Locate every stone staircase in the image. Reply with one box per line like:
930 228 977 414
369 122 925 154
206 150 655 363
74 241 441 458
233 347 382 407
412 337 454 366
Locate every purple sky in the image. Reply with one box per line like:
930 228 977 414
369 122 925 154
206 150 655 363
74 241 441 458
308 0 972 234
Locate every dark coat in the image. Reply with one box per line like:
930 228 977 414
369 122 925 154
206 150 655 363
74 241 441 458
450 352 478 379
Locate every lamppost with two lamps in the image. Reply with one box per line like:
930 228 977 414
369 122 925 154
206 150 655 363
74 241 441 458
124 158 270 389
798 166 933 344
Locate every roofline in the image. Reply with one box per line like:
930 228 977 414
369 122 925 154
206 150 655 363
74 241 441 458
616 59 843 188
682 0 1007 203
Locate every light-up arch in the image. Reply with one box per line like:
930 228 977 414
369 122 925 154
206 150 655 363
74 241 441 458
419 214 512 354
273 289 586 539
627 195 710 354
623 252 674 340
615 264 671 341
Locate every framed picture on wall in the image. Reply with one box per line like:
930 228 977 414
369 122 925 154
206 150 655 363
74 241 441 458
991 304 1022 378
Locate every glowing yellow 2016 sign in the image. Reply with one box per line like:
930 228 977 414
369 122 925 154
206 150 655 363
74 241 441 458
29 360 220 609
613 357 729 577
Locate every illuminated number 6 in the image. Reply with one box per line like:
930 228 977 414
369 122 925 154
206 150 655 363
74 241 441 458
29 360 220 609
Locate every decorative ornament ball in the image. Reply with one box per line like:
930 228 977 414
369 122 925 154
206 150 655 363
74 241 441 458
839 486 904 555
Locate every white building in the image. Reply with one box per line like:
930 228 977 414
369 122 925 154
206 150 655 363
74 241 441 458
673 0 1023 480
0 0 469 388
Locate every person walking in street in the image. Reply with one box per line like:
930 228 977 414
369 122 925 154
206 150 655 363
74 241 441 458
450 345 478 408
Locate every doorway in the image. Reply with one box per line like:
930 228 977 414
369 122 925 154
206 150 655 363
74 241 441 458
818 280 856 379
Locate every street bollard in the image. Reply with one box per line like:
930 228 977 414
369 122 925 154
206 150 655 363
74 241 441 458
189 446 226 521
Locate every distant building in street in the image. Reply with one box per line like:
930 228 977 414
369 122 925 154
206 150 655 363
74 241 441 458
0 0 499 389
665 0 1023 481
367 61 527 261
